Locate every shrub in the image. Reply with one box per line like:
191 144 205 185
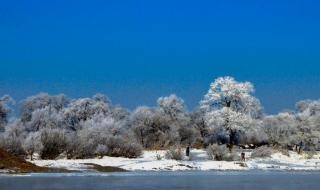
207 144 239 161
303 151 317 159
0 135 25 157
0 123 26 157
165 147 183 160
118 142 143 158
39 129 67 159
106 136 143 158
155 153 162 160
251 146 274 158
23 132 42 160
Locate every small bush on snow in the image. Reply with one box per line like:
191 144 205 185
118 142 143 158
155 153 163 160
106 136 143 158
251 146 274 158
165 147 183 160
39 129 67 160
207 144 239 161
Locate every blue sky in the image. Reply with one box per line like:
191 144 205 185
1 0 320 113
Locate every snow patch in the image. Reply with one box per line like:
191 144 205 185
31 150 320 172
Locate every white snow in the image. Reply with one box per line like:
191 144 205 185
247 152 320 171
31 149 320 172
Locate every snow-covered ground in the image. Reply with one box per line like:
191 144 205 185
31 149 320 172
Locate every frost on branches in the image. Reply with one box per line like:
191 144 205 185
200 77 267 147
1 76 320 160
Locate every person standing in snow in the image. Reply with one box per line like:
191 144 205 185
186 146 190 157
298 141 304 154
241 152 246 162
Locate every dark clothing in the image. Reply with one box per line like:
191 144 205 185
186 147 190 157
241 153 246 162
298 141 304 154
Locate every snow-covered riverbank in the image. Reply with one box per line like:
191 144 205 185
31 149 320 172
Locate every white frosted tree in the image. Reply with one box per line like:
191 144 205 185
157 94 186 121
23 132 42 160
26 107 63 131
263 100 320 151
130 106 155 148
200 77 265 148
21 93 68 123
200 76 262 118
157 94 198 146
263 112 299 147
295 100 320 150
62 94 112 131
0 121 26 156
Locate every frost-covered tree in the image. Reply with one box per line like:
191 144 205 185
62 95 112 130
0 95 14 131
295 100 320 150
200 77 262 118
130 95 198 148
110 106 130 122
188 110 208 147
157 94 196 145
23 132 42 160
0 121 26 156
200 77 265 148
157 94 186 121
263 112 300 148
39 128 67 159
263 100 320 151
25 107 63 131
130 105 180 149
80 114 124 135
130 106 156 148
21 93 68 123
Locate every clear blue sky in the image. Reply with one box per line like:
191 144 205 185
1 0 320 113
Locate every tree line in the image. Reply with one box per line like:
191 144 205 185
0 76 319 160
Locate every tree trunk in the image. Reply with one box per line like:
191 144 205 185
140 129 145 147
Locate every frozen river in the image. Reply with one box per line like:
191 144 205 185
0 171 320 190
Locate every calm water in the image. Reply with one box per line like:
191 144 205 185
0 171 320 190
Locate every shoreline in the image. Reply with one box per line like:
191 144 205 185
28 149 320 173
1 149 319 175
2 169 320 177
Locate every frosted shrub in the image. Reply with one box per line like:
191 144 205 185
39 129 67 159
207 144 239 161
165 147 183 160
23 132 42 160
155 153 162 160
118 142 143 158
0 134 25 157
106 136 142 158
251 146 274 158
0 123 26 157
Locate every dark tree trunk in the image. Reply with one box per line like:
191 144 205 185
140 129 145 148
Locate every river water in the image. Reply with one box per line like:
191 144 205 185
0 171 319 190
